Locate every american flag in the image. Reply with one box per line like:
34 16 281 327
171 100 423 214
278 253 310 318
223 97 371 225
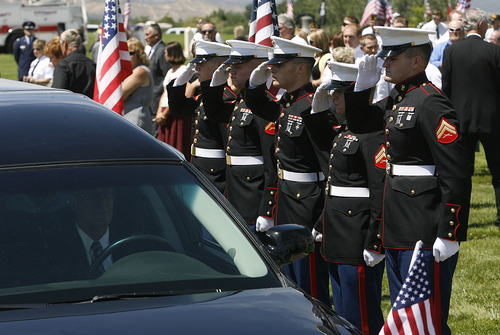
248 0 279 47
455 0 470 13
360 0 386 27
380 241 437 335
385 0 393 26
123 0 131 31
286 0 294 19
424 0 432 21
93 0 133 115
319 0 326 27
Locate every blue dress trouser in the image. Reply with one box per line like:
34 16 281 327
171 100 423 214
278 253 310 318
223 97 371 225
328 261 385 335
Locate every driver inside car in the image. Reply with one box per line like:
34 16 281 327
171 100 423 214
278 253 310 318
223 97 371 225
74 187 115 275
45 187 116 281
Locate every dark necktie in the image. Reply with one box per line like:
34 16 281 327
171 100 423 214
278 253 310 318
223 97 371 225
90 241 105 275
436 25 440 39
29 58 40 77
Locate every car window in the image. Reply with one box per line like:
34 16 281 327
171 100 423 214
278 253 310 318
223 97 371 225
0 164 280 304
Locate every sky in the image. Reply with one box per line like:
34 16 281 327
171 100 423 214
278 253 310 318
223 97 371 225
473 0 499 14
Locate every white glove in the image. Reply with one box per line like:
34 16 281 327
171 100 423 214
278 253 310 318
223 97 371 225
311 82 332 114
354 55 381 92
255 216 274 232
249 62 271 86
210 63 231 87
363 249 385 267
311 228 323 243
433 238 459 262
173 63 197 87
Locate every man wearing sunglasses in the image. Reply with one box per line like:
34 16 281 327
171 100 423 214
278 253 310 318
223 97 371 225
192 21 223 44
430 19 465 69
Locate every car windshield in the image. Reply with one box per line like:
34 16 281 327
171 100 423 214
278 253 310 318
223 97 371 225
0 163 280 304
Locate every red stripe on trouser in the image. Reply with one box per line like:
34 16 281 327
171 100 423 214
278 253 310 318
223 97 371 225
433 261 441 335
358 265 369 335
309 251 317 298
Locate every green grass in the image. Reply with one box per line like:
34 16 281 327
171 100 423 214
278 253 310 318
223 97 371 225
0 53 19 80
0 52 498 333
445 147 500 334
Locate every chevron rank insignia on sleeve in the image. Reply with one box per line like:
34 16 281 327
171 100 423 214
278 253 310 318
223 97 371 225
435 117 458 144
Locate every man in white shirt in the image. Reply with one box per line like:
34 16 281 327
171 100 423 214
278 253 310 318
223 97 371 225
485 14 500 41
421 9 448 45
343 24 364 61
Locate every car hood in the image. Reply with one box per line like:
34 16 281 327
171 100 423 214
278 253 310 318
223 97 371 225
0 287 359 334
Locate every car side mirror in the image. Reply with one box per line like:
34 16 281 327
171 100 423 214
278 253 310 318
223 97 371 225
256 224 315 266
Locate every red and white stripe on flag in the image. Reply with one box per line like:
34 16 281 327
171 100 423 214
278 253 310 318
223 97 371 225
385 0 393 26
123 0 131 31
455 0 470 13
93 0 133 115
382 298 436 334
424 0 432 19
248 0 282 97
248 0 279 47
286 0 294 19
379 241 438 335
360 0 386 27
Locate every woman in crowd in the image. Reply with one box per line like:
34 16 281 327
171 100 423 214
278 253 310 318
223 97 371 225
309 29 332 87
23 39 54 86
156 41 191 159
43 36 64 87
123 38 154 135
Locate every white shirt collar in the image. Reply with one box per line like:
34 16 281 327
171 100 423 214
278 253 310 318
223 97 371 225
76 224 110 264
467 33 481 38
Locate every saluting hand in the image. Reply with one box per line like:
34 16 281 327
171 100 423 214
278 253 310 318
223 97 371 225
311 82 332 114
354 55 381 92
173 63 197 87
210 63 231 87
249 62 270 86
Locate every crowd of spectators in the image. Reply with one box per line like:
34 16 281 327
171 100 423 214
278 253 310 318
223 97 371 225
12 8 500 224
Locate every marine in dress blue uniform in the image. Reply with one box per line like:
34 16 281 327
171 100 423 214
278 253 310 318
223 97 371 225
245 37 330 307
167 41 234 194
14 21 37 81
200 40 277 228
344 27 471 335
304 62 385 334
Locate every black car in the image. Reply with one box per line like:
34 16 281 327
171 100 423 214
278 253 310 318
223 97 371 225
0 79 361 334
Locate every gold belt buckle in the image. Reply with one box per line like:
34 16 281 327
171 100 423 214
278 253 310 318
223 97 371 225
278 168 284 180
191 145 196 157
226 155 231 165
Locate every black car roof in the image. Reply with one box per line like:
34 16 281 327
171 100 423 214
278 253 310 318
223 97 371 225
0 79 182 167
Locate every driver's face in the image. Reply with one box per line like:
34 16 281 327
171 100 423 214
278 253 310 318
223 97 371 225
75 187 114 237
